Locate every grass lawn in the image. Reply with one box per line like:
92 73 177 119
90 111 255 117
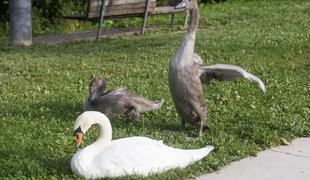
0 0 309 179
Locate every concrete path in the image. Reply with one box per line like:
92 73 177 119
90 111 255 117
32 26 155 45
0 26 156 45
197 138 310 180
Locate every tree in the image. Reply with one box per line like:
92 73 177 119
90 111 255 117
9 0 32 46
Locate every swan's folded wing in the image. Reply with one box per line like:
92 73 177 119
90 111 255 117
95 137 214 177
199 64 266 92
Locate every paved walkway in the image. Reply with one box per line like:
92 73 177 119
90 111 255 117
1 26 156 45
197 138 310 180
32 26 156 45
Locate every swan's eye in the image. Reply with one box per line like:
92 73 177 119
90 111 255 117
73 126 83 136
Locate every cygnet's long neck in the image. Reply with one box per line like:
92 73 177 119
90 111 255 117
87 87 103 102
187 0 199 38
174 2 199 65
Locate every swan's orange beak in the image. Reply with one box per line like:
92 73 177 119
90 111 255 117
75 132 84 149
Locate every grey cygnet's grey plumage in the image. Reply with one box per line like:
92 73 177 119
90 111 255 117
199 63 266 92
169 0 206 136
83 77 164 120
169 0 266 137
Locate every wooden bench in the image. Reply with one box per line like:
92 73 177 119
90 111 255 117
63 0 188 40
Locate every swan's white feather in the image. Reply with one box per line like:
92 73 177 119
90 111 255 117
72 137 213 178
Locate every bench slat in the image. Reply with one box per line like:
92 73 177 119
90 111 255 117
89 0 156 7
89 2 156 12
88 7 155 18
151 6 187 15
87 0 156 18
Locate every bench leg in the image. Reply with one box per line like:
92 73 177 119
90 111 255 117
96 0 106 40
170 14 175 28
141 0 150 35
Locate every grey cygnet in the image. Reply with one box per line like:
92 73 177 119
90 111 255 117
169 0 266 136
84 77 164 120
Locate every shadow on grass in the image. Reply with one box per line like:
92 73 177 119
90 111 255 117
0 146 73 177
2 99 83 122
1 34 174 61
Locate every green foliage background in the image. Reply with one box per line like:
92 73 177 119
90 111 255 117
0 0 215 38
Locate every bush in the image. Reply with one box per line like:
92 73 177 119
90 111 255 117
0 0 9 36
0 0 84 37
0 0 225 37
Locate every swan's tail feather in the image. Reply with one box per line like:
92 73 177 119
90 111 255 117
133 98 164 113
177 145 214 168
191 145 214 160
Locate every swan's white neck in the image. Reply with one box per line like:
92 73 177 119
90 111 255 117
79 112 112 155
91 114 112 147
71 112 113 178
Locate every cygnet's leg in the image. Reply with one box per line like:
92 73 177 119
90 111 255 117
198 120 204 137
197 120 210 136
185 121 209 142
180 119 186 131
132 109 140 120
125 105 140 121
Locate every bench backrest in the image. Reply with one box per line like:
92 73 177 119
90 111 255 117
86 0 157 18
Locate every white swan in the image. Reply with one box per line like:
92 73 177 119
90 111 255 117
71 111 214 178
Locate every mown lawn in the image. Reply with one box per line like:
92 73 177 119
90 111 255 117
0 0 309 179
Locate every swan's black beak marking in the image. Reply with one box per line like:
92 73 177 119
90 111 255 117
74 126 84 149
73 126 83 136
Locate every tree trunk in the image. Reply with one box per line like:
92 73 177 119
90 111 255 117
9 0 32 46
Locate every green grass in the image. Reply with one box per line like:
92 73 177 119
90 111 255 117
0 0 310 179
